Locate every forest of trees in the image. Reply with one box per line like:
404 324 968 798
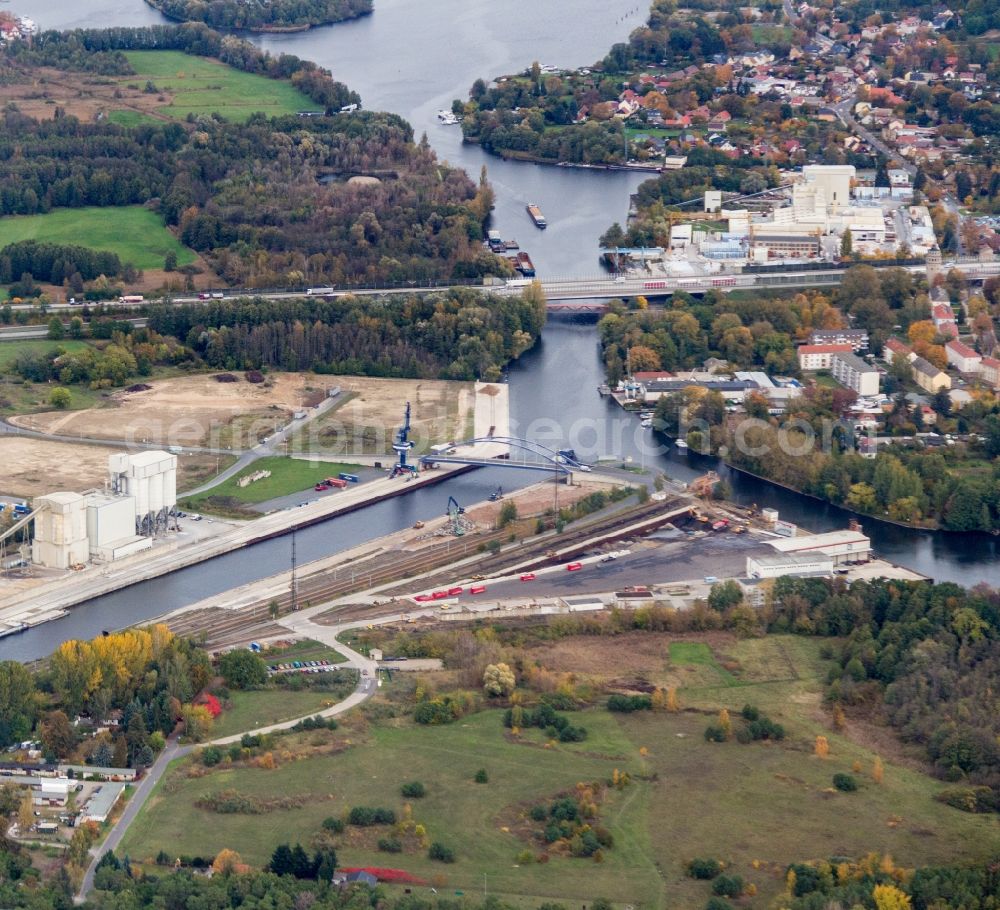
0 26 510 287
770 577 1000 807
4 285 545 387
147 287 547 380
0 626 210 767
146 0 372 31
0 241 123 285
598 266 940 372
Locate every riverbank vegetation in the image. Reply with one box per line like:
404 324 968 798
597 271 1000 532
148 289 545 379
457 0 861 168
458 0 723 165
145 0 371 32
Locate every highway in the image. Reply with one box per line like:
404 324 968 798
6 260 999 340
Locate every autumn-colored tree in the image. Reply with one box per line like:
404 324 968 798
483 663 516 698
67 821 99 867
181 703 214 741
212 848 245 876
718 709 731 739
17 792 33 834
40 710 77 760
873 756 884 785
815 735 830 758
628 344 662 373
873 883 912 910
907 320 937 346
832 704 846 732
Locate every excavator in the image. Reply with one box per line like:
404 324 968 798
446 496 466 536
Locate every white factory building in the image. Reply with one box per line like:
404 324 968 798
31 451 176 569
766 529 872 567
747 552 835 579
720 165 889 261
108 450 177 536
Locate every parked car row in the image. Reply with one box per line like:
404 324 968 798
267 659 336 675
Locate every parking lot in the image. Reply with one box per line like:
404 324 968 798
450 530 772 603
266 658 340 676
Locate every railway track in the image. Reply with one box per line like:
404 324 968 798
164 496 692 645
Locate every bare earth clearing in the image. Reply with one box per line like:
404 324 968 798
291 376 475 455
13 374 314 449
11 373 475 453
0 437 230 498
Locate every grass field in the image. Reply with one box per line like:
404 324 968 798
0 206 195 271
120 636 1000 909
752 24 794 42
122 710 658 906
668 640 740 687
180 456 364 508
124 51 316 121
106 110 162 128
210 688 348 739
0 339 89 371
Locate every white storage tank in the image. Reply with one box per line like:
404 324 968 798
122 450 178 534
148 469 164 517
129 472 149 524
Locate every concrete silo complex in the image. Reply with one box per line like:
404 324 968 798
28 451 177 569
108 451 178 536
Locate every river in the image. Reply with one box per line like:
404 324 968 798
4 1 997 660
31 0 650 278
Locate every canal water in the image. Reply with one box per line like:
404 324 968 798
5 2 997 660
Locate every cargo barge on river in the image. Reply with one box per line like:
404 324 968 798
526 203 547 228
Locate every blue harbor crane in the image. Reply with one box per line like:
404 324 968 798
390 402 418 478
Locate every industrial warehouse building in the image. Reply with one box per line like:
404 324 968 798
746 553 835 579
766 529 872 566
80 782 126 824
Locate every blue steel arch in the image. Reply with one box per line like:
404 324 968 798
418 435 582 474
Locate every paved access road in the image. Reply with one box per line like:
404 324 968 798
76 607 381 902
